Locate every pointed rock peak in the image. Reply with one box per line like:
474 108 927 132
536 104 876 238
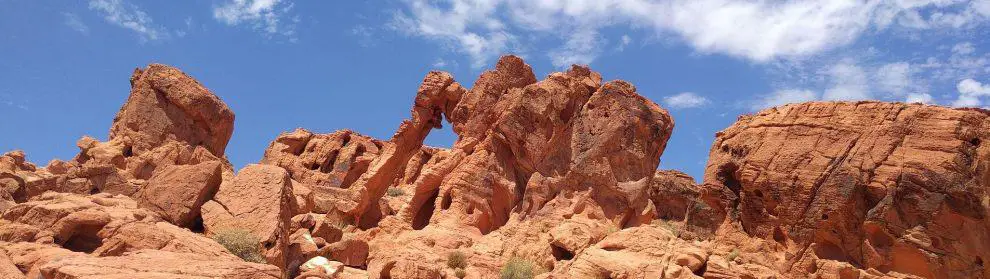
489 54 537 89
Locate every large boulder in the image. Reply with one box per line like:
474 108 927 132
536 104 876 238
110 64 234 157
704 102 990 278
136 161 223 228
0 151 33 210
201 164 298 276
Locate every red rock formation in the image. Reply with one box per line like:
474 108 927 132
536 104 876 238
245 56 674 278
0 192 277 278
260 128 437 217
112 64 235 158
703 102 990 278
0 65 276 279
4 57 990 279
38 250 280 279
201 164 298 276
0 64 235 232
136 161 223 228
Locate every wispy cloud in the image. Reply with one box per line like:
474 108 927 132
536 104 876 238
88 0 168 41
389 0 990 70
953 78 990 107
822 62 870 101
548 29 604 68
617 35 632 51
213 0 296 40
62 12 89 35
390 0 512 68
0 93 29 111
663 92 710 109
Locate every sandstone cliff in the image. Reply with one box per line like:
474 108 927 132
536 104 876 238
1 56 988 279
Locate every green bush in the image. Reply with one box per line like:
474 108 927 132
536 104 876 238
454 268 467 278
386 187 406 197
447 250 468 269
211 228 265 263
500 258 539 279
727 249 740 262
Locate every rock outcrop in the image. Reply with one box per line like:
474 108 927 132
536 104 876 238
38 250 280 279
202 164 298 276
0 64 280 278
136 161 223 228
703 102 990 278
1 64 234 223
3 56 990 279
247 56 674 278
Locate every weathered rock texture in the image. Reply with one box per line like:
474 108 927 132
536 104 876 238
243 56 675 278
0 64 234 226
0 64 280 278
4 56 990 279
703 102 990 278
38 250 280 279
202 164 298 276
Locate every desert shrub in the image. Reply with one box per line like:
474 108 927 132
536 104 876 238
500 258 539 279
211 228 265 263
454 268 467 278
447 250 468 269
387 187 406 197
727 249 740 262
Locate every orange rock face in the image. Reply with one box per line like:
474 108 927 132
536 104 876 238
112 64 235 158
3 57 990 279
703 102 990 278
0 65 277 278
39 250 280 279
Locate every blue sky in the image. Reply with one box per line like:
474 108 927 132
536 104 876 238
1 0 989 181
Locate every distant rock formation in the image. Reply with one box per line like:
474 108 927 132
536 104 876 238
2 56 988 279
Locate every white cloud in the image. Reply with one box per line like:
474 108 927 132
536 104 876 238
874 0 990 29
953 42 976 55
875 62 912 95
214 0 295 39
823 62 870 101
390 0 512 68
959 78 990 95
88 0 167 41
874 62 930 99
63 12 89 34
389 0 990 67
906 93 934 104
663 92 709 109
952 78 990 107
618 35 632 51
0 93 29 111
433 58 458 69
549 29 604 68
752 89 819 110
